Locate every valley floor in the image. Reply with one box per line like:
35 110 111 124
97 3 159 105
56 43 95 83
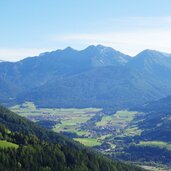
10 102 171 170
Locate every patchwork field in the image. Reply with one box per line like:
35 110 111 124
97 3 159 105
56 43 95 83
10 102 141 147
11 102 101 141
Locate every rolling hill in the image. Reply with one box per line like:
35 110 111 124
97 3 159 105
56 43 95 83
134 94 171 142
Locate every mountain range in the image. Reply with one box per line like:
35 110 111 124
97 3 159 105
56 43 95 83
1 45 171 109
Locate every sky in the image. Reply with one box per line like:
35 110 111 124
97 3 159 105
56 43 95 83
1 0 171 61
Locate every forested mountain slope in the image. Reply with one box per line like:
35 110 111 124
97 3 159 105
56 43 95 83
0 45 171 108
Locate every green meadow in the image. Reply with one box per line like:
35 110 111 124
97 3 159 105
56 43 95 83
74 138 101 147
138 141 171 151
0 140 19 149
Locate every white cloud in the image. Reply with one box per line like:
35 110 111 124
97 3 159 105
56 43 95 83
52 29 171 56
51 16 171 56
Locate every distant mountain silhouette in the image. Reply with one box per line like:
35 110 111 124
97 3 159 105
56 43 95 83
0 45 171 108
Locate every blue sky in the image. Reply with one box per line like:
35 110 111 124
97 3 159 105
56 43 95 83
1 0 171 61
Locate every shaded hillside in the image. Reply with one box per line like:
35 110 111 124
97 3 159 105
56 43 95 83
133 95 171 142
16 66 170 108
138 95 171 113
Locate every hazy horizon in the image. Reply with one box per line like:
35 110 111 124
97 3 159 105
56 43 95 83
1 44 170 62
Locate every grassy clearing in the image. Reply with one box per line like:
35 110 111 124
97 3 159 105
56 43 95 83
138 141 171 150
99 134 113 140
124 127 142 136
75 130 91 136
111 110 138 125
74 138 101 147
96 115 113 126
0 140 19 149
140 165 169 171
96 110 138 129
